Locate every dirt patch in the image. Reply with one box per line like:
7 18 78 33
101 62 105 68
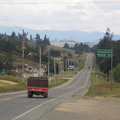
0 80 18 85
55 96 120 120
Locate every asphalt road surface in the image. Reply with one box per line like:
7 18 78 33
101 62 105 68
0 54 93 120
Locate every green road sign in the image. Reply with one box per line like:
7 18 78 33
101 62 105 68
97 49 112 57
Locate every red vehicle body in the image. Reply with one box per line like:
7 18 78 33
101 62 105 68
27 77 48 98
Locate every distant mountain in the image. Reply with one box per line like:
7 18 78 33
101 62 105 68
0 26 120 43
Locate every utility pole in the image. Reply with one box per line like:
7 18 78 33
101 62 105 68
54 57 56 85
68 57 69 76
22 38 25 82
48 53 50 77
58 63 60 83
66 59 67 77
22 30 27 82
63 59 64 80
39 46 41 77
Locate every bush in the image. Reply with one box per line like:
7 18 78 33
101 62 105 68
113 63 120 82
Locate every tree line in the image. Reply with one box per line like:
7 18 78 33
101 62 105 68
0 31 50 72
96 28 120 82
0 31 74 74
63 42 90 54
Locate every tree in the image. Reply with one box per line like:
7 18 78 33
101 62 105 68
49 49 61 57
30 35 34 41
35 33 42 51
63 43 70 49
4 54 15 71
10 32 16 39
73 42 90 54
96 28 114 75
113 63 120 82
73 43 79 50
67 51 72 58
0 55 5 71
0 54 15 71
35 34 41 44
42 34 50 45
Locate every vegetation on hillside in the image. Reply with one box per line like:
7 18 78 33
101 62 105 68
0 30 88 77
0 31 61 74
95 28 120 82
0 75 26 93
63 42 90 54
113 63 120 82
86 54 120 97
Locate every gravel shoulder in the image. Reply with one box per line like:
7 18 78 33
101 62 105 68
41 94 120 120
55 96 120 120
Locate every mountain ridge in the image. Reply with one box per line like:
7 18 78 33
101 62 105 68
0 26 120 43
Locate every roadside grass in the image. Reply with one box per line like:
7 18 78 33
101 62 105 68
48 71 77 88
0 75 27 93
49 78 69 88
0 52 88 93
48 53 88 87
86 55 120 97
0 75 24 83
78 53 88 71
0 83 26 93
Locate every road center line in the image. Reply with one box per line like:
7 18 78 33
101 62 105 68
0 94 26 101
12 69 91 120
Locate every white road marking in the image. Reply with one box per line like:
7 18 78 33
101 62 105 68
12 69 91 120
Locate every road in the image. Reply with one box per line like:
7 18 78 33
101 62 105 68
0 54 93 120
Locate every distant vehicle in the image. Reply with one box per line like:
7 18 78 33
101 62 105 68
49 73 53 76
87 66 90 69
85 66 90 70
27 77 48 98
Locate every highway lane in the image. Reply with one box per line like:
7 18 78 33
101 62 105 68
0 53 93 120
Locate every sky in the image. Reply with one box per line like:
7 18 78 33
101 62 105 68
0 0 120 35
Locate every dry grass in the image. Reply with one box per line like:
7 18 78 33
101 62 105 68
0 75 26 93
0 80 18 85
0 51 88 93
86 55 120 97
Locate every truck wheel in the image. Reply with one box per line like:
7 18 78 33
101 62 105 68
28 92 33 98
44 93 48 98
28 94 32 98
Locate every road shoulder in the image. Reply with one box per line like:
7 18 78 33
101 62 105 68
40 94 120 120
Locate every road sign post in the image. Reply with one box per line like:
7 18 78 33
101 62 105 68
97 49 113 90
97 49 112 57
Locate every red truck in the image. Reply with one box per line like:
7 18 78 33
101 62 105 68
27 77 48 98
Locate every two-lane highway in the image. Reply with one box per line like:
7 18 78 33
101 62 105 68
0 53 93 120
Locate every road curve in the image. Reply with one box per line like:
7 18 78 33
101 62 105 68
0 53 93 120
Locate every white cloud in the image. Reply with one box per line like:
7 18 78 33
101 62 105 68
0 0 120 35
67 3 85 9
93 0 120 10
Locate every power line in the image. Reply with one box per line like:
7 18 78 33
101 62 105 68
0 10 22 34
0 1 120 5
0 11 15 33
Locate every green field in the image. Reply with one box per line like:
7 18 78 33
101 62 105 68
86 55 120 97
0 47 88 93
1 52 120 97
0 75 27 93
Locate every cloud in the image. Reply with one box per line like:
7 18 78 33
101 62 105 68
93 0 120 10
53 11 70 17
67 3 85 9
0 0 120 35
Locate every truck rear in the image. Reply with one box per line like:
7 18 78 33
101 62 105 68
27 77 48 98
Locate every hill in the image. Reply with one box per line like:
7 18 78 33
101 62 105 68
1 26 120 43
51 41 97 48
